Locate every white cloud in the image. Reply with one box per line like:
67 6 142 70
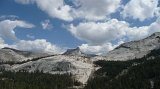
0 38 4 45
80 43 121 55
0 37 64 54
68 19 128 45
13 0 160 55
41 19 53 30
14 0 159 22
0 37 8 49
11 39 64 54
80 41 124 55
68 19 128 54
126 17 160 41
148 17 160 33
72 0 121 21
126 26 149 41
0 19 34 40
68 18 160 54
121 0 159 21
0 18 63 54
15 0 73 21
15 0 121 21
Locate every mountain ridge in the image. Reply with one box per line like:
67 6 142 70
102 32 160 61
0 47 49 62
1 32 160 84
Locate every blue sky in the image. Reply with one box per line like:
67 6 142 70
0 0 160 55
0 0 84 47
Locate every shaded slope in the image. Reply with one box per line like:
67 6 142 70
84 48 160 89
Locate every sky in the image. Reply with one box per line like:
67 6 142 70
0 0 160 55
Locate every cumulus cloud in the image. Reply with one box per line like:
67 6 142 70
127 27 149 41
0 38 64 54
121 0 159 21
41 19 53 30
126 17 160 41
72 0 121 21
0 18 63 54
11 39 64 54
15 0 121 21
0 39 5 49
80 42 123 55
148 17 160 33
0 19 34 40
15 0 159 22
13 0 160 55
68 19 128 54
15 0 73 21
68 19 128 45
0 37 8 49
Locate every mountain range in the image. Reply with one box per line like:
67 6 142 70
1 32 160 88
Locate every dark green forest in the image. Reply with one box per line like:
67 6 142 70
84 48 160 89
0 70 81 89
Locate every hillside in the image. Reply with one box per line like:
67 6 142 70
84 48 160 89
102 32 160 61
0 47 96 84
0 47 49 62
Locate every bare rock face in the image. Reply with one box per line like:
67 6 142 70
0 47 29 62
63 47 97 58
0 47 49 62
63 47 86 56
7 55 95 84
103 32 160 61
0 47 96 84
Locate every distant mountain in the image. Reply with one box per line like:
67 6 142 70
0 47 48 62
63 47 85 56
63 47 97 57
103 32 160 61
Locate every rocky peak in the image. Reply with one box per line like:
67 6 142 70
63 47 86 56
